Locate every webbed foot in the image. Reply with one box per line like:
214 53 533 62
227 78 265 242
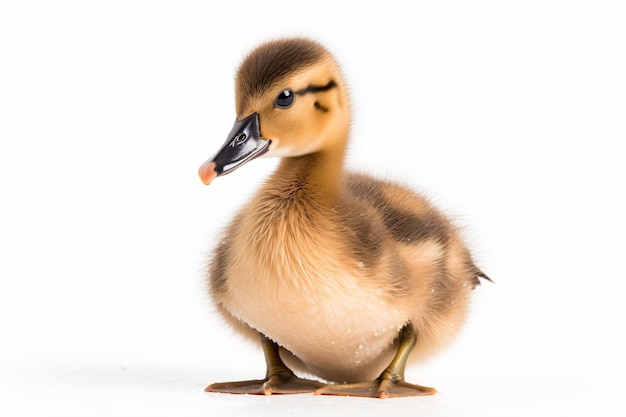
205 334 322 395
206 373 323 395
315 378 436 398
316 323 436 398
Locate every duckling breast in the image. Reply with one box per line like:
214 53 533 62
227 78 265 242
216 198 408 381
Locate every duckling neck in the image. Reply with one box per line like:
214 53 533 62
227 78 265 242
245 140 347 290
272 141 346 207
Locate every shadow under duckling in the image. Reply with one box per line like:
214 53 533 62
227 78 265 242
198 38 490 398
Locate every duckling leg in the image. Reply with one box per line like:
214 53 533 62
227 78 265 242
315 324 437 398
205 334 324 395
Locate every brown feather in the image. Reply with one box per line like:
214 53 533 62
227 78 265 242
236 38 327 112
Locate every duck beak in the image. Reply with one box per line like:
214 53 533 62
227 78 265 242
198 113 271 185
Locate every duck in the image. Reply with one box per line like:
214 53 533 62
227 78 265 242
198 37 490 398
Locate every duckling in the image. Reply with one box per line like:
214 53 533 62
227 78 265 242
198 38 490 398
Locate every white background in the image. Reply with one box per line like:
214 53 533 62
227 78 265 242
1 1 625 416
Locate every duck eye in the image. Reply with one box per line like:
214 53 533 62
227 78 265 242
275 89 295 108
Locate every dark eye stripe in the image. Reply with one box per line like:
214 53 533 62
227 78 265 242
294 80 337 96
314 101 329 113
274 80 337 110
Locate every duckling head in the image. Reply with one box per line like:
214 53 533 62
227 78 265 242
199 38 350 185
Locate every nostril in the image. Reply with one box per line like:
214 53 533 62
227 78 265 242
232 133 247 146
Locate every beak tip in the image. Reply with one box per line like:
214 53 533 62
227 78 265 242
198 161 218 185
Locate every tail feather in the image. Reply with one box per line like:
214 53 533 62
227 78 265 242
470 264 493 289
